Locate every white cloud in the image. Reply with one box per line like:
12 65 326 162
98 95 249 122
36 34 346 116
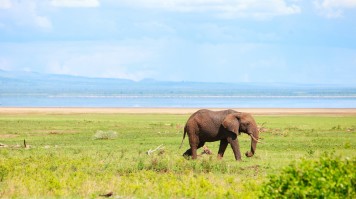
51 0 100 7
118 0 301 19
0 0 11 9
0 1 52 30
320 0 356 8
34 15 52 29
314 0 356 18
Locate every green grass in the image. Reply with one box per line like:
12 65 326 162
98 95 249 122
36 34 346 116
0 113 355 198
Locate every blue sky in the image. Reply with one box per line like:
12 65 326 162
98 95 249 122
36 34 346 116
0 0 356 85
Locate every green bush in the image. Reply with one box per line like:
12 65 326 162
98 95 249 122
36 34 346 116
260 154 356 199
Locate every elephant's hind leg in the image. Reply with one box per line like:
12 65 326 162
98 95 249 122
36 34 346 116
190 141 205 159
183 121 205 160
186 125 199 159
183 142 205 159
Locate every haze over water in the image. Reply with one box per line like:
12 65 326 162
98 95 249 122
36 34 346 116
1 71 355 108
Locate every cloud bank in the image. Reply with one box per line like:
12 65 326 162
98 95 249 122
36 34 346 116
315 0 356 18
51 0 100 7
119 0 301 19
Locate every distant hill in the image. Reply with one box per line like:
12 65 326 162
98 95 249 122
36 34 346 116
0 70 136 94
1 69 355 96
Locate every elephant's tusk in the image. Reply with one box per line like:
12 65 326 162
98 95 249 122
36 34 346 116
250 134 263 143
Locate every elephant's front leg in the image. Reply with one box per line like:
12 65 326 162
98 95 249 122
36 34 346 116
217 139 228 159
227 137 242 161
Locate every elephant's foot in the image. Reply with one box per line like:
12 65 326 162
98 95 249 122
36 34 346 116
245 151 254 157
183 150 192 156
183 149 194 159
234 153 242 161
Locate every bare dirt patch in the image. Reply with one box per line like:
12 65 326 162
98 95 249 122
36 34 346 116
0 134 19 138
47 130 78 135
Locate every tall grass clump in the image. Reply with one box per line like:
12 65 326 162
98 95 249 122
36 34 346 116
93 130 118 140
0 164 8 182
260 154 356 198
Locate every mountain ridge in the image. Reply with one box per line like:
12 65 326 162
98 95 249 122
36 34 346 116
1 69 353 88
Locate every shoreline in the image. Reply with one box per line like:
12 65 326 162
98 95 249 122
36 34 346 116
1 107 356 115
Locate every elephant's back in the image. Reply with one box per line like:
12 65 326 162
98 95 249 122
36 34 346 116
187 109 229 129
191 109 236 115
191 109 236 118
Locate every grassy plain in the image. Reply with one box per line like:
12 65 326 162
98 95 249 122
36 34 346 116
0 110 355 198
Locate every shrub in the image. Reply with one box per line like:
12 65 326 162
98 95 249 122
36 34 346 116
260 154 356 198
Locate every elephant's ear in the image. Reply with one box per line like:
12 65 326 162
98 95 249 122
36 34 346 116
222 113 240 135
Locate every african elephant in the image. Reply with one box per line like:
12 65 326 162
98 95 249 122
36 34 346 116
180 109 260 161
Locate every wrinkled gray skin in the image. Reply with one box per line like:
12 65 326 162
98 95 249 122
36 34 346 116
180 109 259 161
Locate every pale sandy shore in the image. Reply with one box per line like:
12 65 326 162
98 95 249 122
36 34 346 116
0 107 356 115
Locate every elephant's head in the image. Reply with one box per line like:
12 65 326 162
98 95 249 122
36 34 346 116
222 112 259 157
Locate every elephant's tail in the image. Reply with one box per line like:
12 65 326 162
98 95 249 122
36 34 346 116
179 125 187 149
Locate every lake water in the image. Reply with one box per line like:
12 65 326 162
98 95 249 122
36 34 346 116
1 94 356 108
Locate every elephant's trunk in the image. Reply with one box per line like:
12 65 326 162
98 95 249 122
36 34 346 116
245 127 259 157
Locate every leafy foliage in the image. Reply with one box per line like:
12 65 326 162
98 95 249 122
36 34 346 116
260 154 356 198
